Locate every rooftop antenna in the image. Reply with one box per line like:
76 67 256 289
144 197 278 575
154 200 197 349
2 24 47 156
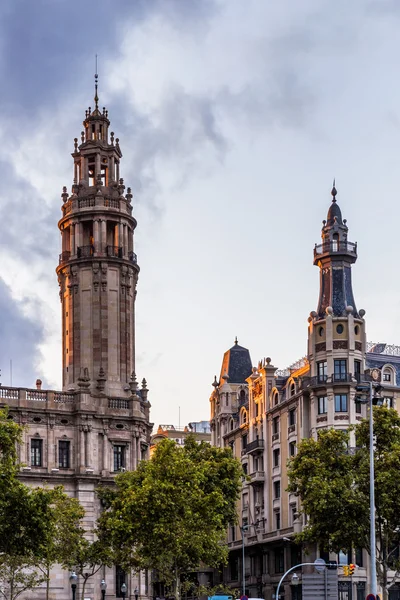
94 54 99 110
10 359 12 387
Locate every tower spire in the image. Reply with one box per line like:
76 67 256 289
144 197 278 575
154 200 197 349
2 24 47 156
94 54 99 110
331 178 337 202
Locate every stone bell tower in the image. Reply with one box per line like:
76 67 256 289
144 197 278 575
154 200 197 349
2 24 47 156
56 74 139 396
306 184 367 433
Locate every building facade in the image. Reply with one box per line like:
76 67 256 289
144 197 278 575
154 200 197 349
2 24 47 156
150 421 211 455
0 82 152 600
210 186 400 600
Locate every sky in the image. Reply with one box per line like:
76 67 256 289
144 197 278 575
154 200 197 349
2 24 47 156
1 0 400 428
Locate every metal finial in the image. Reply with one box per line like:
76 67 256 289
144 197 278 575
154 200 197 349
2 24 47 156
94 54 99 109
331 178 337 202
234 336 238 345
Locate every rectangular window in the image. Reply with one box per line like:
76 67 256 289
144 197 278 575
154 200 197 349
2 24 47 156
355 548 363 568
355 400 362 414
255 402 259 417
318 396 328 415
383 397 394 408
274 480 281 499
31 439 42 467
274 547 284 572
273 416 280 435
335 394 348 412
317 360 328 382
334 359 347 381
384 372 391 382
273 448 280 467
58 440 70 469
289 442 296 457
289 409 296 426
275 511 281 530
242 434 248 450
230 525 236 542
116 566 126 598
354 360 361 381
113 445 125 472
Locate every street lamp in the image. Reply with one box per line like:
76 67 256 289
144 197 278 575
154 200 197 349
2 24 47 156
241 525 248 597
121 582 127 600
69 572 78 600
355 379 380 596
290 573 300 600
100 579 107 600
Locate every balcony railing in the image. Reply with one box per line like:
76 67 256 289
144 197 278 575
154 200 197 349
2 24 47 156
314 240 357 258
59 251 71 265
77 245 93 258
249 471 265 484
106 245 123 258
302 373 356 388
245 438 265 454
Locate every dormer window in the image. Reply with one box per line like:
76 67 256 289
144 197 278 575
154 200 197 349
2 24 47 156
290 383 295 397
382 366 396 385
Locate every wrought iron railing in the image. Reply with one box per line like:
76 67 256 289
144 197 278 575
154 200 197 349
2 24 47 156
59 251 71 265
77 245 93 258
106 246 122 258
314 240 357 257
245 438 264 453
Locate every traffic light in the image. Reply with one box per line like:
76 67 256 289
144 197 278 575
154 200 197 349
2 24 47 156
343 565 349 576
349 564 356 576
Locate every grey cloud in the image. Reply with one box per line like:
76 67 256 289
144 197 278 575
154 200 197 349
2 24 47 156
0 278 45 389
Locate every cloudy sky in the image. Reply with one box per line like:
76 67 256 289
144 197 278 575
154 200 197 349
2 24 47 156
0 0 400 427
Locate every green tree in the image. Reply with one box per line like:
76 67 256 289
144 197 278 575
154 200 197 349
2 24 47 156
34 487 85 600
0 408 87 600
62 529 114 600
100 436 243 600
287 406 400 599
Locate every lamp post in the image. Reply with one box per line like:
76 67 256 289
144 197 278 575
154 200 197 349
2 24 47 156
290 573 299 600
355 379 380 596
121 582 127 600
241 525 248 597
100 579 107 600
70 572 78 600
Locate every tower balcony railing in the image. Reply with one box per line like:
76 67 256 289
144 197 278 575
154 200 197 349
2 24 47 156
61 246 138 263
62 195 133 217
314 240 357 258
302 373 358 389
106 245 123 258
77 245 94 258
128 251 137 263
59 251 71 265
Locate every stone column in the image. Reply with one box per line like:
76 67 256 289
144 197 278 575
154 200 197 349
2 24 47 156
94 220 99 253
124 224 128 257
103 433 108 472
101 219 107 254
71 223 75 255
110 156 115 181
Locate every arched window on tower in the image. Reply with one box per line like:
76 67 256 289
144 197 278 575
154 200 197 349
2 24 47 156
382 365 396 386
239 389 246 405
332 233 339 252
290 383 296 397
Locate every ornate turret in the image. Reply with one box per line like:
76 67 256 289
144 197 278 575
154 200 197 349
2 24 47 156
313 183 358 319
56 75 139 395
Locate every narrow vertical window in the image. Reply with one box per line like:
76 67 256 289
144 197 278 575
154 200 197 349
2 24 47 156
31 439 42 467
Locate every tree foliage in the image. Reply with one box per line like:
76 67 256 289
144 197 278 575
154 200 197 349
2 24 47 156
287 407 400 598
100 436 242 599
0 408 88 600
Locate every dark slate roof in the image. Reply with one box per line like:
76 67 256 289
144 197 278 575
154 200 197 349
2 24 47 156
219 342 253 384
327 200 343 226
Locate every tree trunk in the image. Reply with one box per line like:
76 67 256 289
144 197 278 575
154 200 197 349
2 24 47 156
45 566 50 600
81 576 88 600
174 570 180 600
